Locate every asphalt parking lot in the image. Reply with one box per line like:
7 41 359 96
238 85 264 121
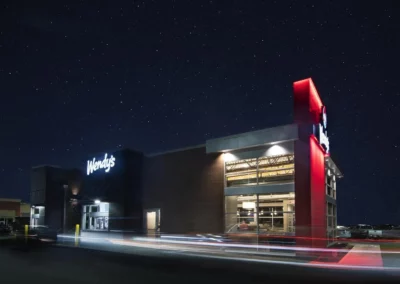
0 240 399 284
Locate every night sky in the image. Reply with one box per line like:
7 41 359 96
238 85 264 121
0 1 399 225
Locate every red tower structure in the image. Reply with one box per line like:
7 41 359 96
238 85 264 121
293 78 331 248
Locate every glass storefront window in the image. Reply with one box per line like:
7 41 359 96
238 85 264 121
225 159 258 187
326 174 337 200
95 217 109 230
82 203 110 231
225 195 257 233
225 154 294 187
258 155 295 185
225 193 295 235
328 203 333 215
226 173 258 187
326 202 336 244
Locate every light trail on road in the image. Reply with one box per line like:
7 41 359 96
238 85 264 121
57 234 400 272
57 234 400 254
133 236 400 255
107 238 400 273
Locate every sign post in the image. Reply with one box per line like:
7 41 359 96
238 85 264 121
24 224 28 244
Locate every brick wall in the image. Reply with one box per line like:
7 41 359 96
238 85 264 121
0 200 21 217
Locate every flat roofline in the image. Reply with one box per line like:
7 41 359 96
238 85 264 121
325 156 343 178
146 144 206 157
206 124 295 143
0 198 21 202
32 164 61 169
206 124 298 153
146 124 297 157
86 148 144 160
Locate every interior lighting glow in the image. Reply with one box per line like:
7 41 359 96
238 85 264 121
242 202 256 209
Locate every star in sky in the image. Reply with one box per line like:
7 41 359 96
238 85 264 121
0 0 399 224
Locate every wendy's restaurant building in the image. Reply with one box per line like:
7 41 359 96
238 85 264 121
30 78 342 247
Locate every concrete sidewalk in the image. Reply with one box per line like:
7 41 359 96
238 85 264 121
339 244 383 267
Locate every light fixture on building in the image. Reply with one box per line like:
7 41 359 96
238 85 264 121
94 199 101 204
222 152 236 162
266 145 286 156
71 187 79 195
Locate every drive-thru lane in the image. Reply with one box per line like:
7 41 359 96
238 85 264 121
1 243 399 284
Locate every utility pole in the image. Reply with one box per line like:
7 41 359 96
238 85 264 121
63 184 68 234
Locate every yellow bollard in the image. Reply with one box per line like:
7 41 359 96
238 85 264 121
24 225 29 244
75 224 80 247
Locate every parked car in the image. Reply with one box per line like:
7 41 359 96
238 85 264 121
0 224 11 235
336 226 351 239
350 224 373 238
15 225 58 244
367 226 382 239
369 224 400 239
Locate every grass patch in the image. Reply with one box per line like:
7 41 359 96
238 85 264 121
380 242 400 251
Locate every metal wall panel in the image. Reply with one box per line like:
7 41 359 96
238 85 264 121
206 124 298 153
224 182 295 196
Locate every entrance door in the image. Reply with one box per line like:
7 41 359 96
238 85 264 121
144 209 160 235
31 218 38 227
147 212 156 230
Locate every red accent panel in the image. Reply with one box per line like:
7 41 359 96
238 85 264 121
308 79 323 119
294 139 312 247
293 78 327 248
293 78 323 124
309 136 327 248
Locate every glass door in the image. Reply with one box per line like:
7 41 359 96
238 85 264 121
144 209 160 235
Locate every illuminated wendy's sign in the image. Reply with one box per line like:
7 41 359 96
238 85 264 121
321 105 327 131
319 124 330 153
87 153 116 175
317 106 330 153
